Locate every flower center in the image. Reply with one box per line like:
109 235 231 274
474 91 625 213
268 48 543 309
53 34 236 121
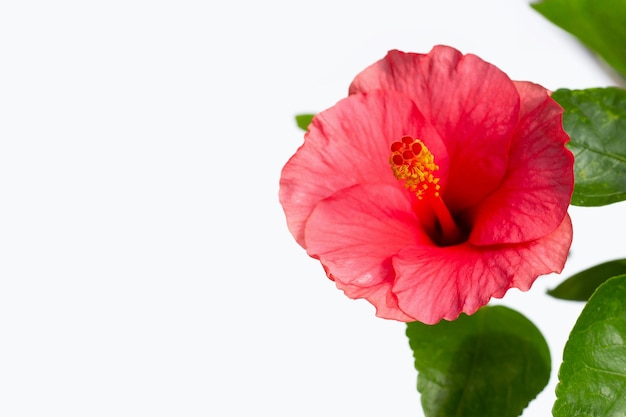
390 135 464 246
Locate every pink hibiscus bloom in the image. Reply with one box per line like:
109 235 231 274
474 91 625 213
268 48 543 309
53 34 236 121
279 45 574 324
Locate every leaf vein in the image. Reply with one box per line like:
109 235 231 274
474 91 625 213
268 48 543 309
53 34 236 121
569 140 626 163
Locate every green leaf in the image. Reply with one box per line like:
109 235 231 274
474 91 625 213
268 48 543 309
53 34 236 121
531 0 626 80
552 87 626 206
406 306 550 417
548 258 626 301
553 275 626 417
294 113 315 131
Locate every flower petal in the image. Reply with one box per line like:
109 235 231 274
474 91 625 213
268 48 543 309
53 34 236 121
391 214 573 324
349 45 521 212
304 183 431 321
279 89 446 247
468 81 574 245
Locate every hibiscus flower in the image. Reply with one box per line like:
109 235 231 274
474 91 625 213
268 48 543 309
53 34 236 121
279 45 574 324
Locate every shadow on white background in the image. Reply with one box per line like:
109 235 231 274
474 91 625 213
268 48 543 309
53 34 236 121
0 1 624 416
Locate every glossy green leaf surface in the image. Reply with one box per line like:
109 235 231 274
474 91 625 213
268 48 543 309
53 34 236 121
553 275 626 417
548 258 626 301
406 306 550 417
552 87 626 206
531 0 626 79
294 113 314 131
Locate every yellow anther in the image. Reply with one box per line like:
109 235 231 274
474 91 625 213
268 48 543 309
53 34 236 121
390 135 440 199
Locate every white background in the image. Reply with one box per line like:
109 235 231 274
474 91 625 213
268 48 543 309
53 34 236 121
1 1 624 416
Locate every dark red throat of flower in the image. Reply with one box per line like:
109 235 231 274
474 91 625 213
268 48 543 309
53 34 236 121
390 135 464 246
